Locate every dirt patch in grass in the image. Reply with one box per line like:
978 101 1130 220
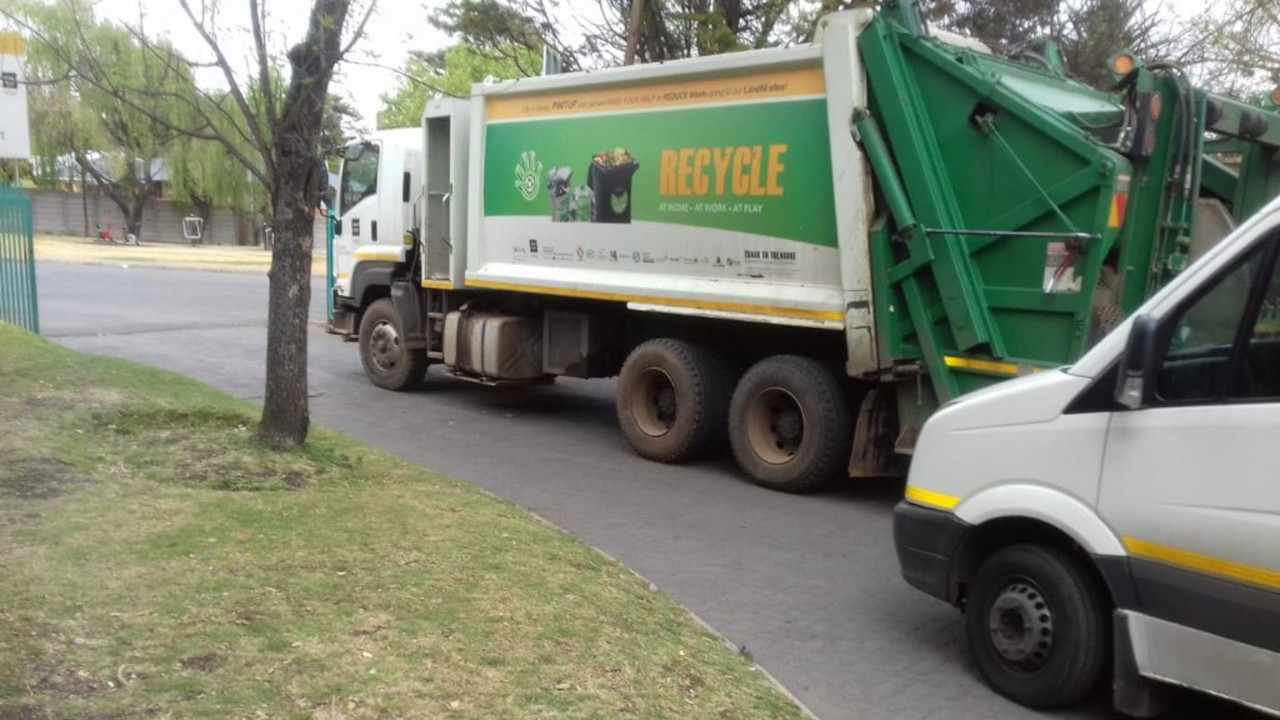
34 667 110 698
86 406 352 492
0 458 88 500
0 704 44 720
178 652 223 673
0 324 805 720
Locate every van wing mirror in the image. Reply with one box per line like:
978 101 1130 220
1115 314 1160 409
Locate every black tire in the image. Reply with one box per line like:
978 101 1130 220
358 298 428 391
965 544 1109 710
615 338 731 463
728 355 851 493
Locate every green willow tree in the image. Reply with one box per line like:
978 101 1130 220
21 1 189 239
9 0 375 446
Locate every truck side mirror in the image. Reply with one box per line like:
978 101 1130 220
1114 314 1160 409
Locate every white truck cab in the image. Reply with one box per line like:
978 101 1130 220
332 127 422 302
895 194 1280 717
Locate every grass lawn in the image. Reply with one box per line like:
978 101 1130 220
34 234 327 276
0 324 805 719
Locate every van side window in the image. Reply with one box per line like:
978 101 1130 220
1155 239 1279 404
1235 257 1280 399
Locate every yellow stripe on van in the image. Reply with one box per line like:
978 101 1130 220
463 278 845 323
485 65 826 122
1123 536 1280 592
905 485 961 511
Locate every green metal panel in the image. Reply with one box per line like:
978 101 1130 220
858 16 1127 401
860 3 1280 418
0 186 37 334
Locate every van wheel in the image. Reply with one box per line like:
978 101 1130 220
728 355 851 493
359 298 428 391
966 544 1109 709
616 339 730 463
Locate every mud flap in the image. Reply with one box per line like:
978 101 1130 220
391 281 428 350
848 387 906 478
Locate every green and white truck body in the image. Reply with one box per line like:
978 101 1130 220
464 31 863 338
330 4 1280 487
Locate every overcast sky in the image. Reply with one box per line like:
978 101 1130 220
97 0 449 132
95 0 1208 132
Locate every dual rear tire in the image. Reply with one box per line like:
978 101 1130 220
616 341 851 492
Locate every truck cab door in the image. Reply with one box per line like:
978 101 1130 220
334 140 381 296
1098 230 1280 700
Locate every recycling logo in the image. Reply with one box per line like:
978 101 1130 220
514 151 543 202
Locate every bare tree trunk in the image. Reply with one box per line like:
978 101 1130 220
126 194 146 242
80 164 89 237
624 0 646 65
259 194 314 445
257 0 352 447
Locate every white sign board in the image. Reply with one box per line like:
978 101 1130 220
0 33 31 160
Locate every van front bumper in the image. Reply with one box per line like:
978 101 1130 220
893 500 970 604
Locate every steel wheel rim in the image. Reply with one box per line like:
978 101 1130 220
369 320 402 373
987 577 1054 671
633 367 677 437
744 386 805 465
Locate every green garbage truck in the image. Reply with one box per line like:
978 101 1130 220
328 2 1280 492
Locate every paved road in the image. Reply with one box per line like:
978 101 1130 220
36 262 1259 720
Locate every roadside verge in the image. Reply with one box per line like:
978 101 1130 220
0 323 805 719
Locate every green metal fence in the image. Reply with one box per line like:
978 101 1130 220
0 185 36 333
325 210 335 322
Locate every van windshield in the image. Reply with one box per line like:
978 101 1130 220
340 141 379 214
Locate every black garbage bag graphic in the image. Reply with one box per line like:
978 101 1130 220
588 148 639 224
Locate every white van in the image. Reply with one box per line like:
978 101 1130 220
895 196 1280 717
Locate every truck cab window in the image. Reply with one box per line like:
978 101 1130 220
340 142 379 214
1157 240 1277 403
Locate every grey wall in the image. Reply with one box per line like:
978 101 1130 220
30 189 326 247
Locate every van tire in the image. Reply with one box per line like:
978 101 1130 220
965 544 1109 709
616 339 729 463
728 355 851 493
359 298 428 391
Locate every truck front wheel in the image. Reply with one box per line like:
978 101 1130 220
728 355 851 493
616 339 730 463
965 544 1109 709
359 298 428 391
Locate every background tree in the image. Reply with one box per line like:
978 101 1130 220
1189 0 1280 98
22 1 190 239
7 0 375 445
168 91 357 242
929 0 1176 89
377 43 535 128
434 0 804 72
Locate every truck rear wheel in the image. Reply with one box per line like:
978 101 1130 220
359 298 428 391
616 339 729 463
728 355 851 493
965 544 1109 709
